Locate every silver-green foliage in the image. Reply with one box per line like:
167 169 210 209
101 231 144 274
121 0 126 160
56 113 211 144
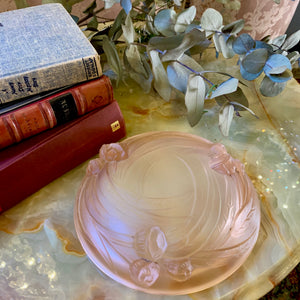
232 31 300 97
73 0 299 136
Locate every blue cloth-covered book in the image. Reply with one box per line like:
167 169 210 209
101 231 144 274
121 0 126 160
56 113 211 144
0 3 102 104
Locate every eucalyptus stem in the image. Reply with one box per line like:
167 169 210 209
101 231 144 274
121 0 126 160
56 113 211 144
130 42 148 48
270 43 282 50
132 5 148 14
173 60 215 86
200 70 234 78
96 16 116 22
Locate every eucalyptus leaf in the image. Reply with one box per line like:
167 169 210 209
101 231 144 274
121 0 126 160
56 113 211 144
287 51 300 65
90 30 111 50
149 50 171 101
213 33 221 55
189 39 212 56
90 33 105 41
147 2 156 17
241 48 268 74
124 51 153 93
125 45 149 78
259 75 287 97
225 34 236 52
146 15 160 36
174 6 196 33
86 16 98 30
161 28 206 61
120 0 132 14
167 54 203 94
210 78 238 99
254 41 274 54
265 54 292 73
232 33 255 54
267 69 293 83
218 34 235 58
263 54 292 82
102 36 123 85
219 103 234 136
270 34 287 49
222 19 244 35
185 74 206 126
90 26 111 38
215 87 249 110
240 63 263 81
149 35 184 51
154 8 176 36
122 13 136 44
282 30 300 51
185 22 202 33
201 8 223 32
167 63 188 94
267 65 288 74
261 35 271 43
109 9 127 40
229 101 258 118
178 54 204 72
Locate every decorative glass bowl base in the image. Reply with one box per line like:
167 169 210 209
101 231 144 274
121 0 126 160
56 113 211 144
74 131 261 295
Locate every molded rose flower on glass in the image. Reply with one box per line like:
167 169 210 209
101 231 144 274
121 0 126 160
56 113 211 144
129 259 160 287
208 143 244 176
86 143 128 175
164 259 193 282
99 143 128 163
134 226 168 261
86 158 104 176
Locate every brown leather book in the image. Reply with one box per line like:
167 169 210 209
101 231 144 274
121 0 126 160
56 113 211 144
0 75 114 150
0 100 126 214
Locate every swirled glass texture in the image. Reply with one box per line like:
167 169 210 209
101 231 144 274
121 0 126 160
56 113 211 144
74 131 261 294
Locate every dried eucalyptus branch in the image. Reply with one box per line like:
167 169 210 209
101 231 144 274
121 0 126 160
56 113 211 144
17 0 299 136
81 0 299 136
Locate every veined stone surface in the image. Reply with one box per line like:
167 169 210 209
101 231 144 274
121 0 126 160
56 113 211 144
0 54 299 299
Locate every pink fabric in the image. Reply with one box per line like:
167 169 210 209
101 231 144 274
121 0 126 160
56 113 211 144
25 0 122 21
26 0 299 40
191 0 299 39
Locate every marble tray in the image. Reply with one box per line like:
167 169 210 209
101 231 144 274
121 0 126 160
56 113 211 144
0 53 299 299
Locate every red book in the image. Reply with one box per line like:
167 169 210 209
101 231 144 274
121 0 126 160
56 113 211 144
0 75 114 150
0 100 126 214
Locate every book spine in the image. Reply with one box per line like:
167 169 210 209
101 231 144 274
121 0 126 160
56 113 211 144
0 75 114 150
0 100 126 214
0 54 102 104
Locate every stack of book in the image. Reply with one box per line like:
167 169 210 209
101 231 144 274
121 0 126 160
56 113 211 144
0 4 126 213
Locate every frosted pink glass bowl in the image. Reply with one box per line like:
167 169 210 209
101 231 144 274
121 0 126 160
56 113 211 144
74 131 261 295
